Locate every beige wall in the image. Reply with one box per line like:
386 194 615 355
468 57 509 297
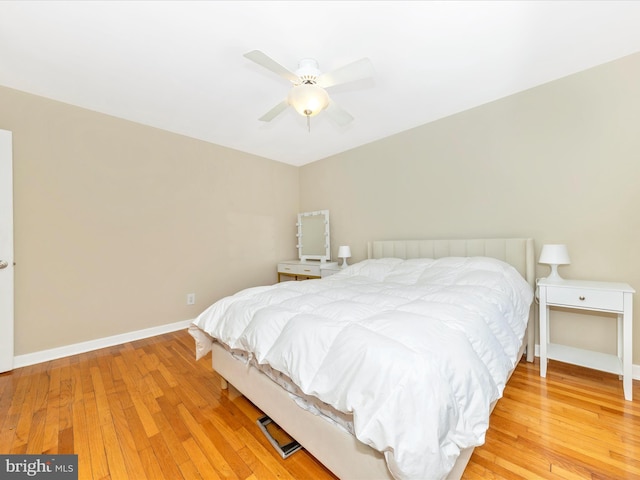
0 86 299 355
4 51 640 362
300 52 640 363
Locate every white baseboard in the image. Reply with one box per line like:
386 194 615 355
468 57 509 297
13 319 194 369
533 344 640 380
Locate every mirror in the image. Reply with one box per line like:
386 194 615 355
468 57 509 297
297 210 330 262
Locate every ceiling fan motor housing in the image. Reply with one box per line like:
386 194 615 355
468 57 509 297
295 58 321 84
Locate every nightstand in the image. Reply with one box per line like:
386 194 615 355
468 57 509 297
277 260 339 282
538 278 635 400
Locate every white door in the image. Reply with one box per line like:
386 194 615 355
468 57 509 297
0 130 13 373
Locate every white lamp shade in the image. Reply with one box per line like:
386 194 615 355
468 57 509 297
539 244 570 280
538 244 571 265
287 84 329 117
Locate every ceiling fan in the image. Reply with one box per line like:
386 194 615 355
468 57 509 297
244 50 374 129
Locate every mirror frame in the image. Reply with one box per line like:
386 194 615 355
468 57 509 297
297 210 330 262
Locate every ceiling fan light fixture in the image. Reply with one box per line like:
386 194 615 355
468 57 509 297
287 83 329 117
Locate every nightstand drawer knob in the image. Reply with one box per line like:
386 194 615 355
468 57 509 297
579 296 586 301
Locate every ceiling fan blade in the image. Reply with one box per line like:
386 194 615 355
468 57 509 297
258 100 289 122
325 101 354 127
244 50 299 83
317 58 374 89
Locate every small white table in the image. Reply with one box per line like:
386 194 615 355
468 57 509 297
277 260 339 282
538 278 635 401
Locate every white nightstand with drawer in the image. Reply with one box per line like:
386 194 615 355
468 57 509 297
277 260 339 282
538 278 635 400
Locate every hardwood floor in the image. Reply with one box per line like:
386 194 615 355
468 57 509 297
468 358 640 480
1 330 639 480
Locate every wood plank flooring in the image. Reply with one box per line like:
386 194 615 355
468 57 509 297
1 329 639 479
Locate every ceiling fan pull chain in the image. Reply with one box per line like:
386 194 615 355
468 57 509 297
307 115 311 133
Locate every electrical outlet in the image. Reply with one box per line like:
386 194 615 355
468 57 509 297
187 293 195 305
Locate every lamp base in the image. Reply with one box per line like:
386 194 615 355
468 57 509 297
546 265 564 281
340 258 348 269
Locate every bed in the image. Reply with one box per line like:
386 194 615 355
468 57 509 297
189 238 536 480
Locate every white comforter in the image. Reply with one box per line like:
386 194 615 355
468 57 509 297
192 257 533 480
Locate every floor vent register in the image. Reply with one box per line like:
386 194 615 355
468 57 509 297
256 415 302 459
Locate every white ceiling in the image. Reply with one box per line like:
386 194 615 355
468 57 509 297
2 1 640 166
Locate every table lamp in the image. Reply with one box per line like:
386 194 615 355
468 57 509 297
338 246 351 268
538 244 570 280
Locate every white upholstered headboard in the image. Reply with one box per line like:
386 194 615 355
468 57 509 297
367 237 536 362
367 238 535 287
